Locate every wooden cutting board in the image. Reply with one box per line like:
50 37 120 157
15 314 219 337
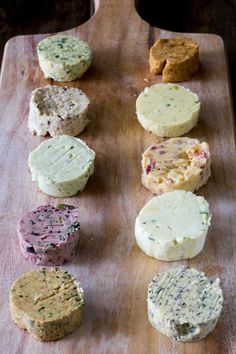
0 0 235 353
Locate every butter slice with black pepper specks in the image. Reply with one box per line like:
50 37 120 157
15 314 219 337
10 268 84 341
147 267 223 342
29 135 95 197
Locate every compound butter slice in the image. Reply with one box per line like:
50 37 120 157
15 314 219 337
141 137 211 195
28 85 90 137
37 35 92 82
135 190 211 261
149 37 199 82
17 204 80 266
10 267 84 341
148 267 223 341
29 135 95 197
136 83 200 137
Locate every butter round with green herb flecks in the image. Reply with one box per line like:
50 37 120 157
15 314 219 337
136 83 200 137
17 204 80 266
28 85 90 137
147 267 223 342
135 190 211 261
37 35 92 81
141 137 211 195
10 267 84 341
29 135 95 197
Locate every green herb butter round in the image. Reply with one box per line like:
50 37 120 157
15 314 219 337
148 267 223 341
135 190 211 261
10 267 84 341
37 35 92 82
29 135 95 197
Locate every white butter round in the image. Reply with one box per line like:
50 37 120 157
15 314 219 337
29 135 95 197
136 83 200 137
135 190 211 261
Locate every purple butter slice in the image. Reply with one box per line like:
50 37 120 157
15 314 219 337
17 204 80 266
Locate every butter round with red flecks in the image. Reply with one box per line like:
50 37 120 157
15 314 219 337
17 204 80 265
141 137 211 195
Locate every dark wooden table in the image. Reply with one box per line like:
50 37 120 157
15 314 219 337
1 0 236 110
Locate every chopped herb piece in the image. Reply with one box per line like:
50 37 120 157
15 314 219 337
29 320 35 327
38 306 45 312
57 204 66 209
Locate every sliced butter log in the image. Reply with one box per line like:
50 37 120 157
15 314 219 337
135 190 211 261
29 135 95 197
136 83 200 137
37 35 92 82
10 268 84 341
28 85 90 137
147 267 223 342
17 204 80 266
141 137 211 195
149 37 199 82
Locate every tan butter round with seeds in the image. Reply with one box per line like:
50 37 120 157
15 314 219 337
10 268 84 341
28 85 90 137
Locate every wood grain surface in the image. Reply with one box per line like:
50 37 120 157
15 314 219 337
0 0 235 353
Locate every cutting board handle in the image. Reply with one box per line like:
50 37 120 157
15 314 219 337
86 0 142 27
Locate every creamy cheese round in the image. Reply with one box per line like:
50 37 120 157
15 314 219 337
141 137 211 195
136 83 200 137
10 267 84 341
148 267 223 342
28 85 90 137
29 135 95 197
37 35 92 81
135 190 211 261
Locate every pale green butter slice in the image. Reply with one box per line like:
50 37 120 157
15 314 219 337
29 135 95 197
136 83 200 137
